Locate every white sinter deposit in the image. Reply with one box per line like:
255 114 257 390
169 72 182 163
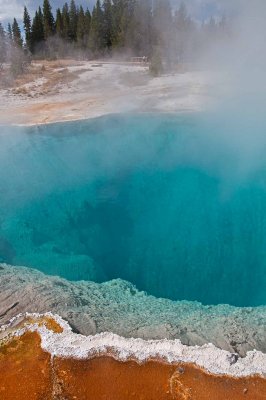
1 312 266 379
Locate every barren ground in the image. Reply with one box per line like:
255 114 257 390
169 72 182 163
0 59 210 125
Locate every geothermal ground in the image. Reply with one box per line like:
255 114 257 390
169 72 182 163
0 60 209 125
0 62 265 398
0 313 265 400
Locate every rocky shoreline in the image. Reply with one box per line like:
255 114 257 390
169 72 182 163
0 264 265 356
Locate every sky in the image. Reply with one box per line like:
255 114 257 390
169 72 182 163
0 0 226 25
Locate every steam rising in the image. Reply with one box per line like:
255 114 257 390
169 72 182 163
1 1 266 188
193 0 266 186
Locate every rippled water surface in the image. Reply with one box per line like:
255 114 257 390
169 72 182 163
1 114 266 306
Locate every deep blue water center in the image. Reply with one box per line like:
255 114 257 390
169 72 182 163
1 114 266 307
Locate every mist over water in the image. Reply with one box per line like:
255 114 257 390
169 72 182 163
1 1 266 308
0 114 266 307
196 1 266 194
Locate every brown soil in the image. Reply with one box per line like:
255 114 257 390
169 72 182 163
0 331 265 400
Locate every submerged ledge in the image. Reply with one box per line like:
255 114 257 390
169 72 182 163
0 313 265 399
0 264 265 357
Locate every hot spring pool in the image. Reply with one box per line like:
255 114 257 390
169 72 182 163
1 114 266 307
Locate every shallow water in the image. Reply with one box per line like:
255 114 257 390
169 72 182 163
1 114 266 307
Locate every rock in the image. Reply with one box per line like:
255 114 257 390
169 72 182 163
0 264 265 355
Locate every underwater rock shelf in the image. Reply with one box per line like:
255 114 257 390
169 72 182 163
0 264 266 357
0 314 265 400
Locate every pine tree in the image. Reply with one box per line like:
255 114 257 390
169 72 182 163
129 0 153 56
207 17 217 34
175 1 188 29
174 2 187 61
153 0 172 37
12 18 23 48
110 0 122 47
10 19 28 76
153 0 173 66
102 0 113 50
219 15 227 32
89 0 104 54
7 23 12 41
149 46 163 76
84 8 91 43
0 23 6 66
62 3 70 39
55 8 64 37
122 0 136 44
112 0 123 47
77 6 86 47
0 0 213 63
69 0 78 41
43 0 55 39
23 6 32 52
31 7 45 51
111 0 135 49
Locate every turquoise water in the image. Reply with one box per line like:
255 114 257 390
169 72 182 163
1 114 266 307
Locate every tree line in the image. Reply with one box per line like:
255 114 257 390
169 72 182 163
0 0 228 74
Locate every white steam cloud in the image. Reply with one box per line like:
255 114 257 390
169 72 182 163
198 0 266 187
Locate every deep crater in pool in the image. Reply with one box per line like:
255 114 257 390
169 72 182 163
1 114 266 307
